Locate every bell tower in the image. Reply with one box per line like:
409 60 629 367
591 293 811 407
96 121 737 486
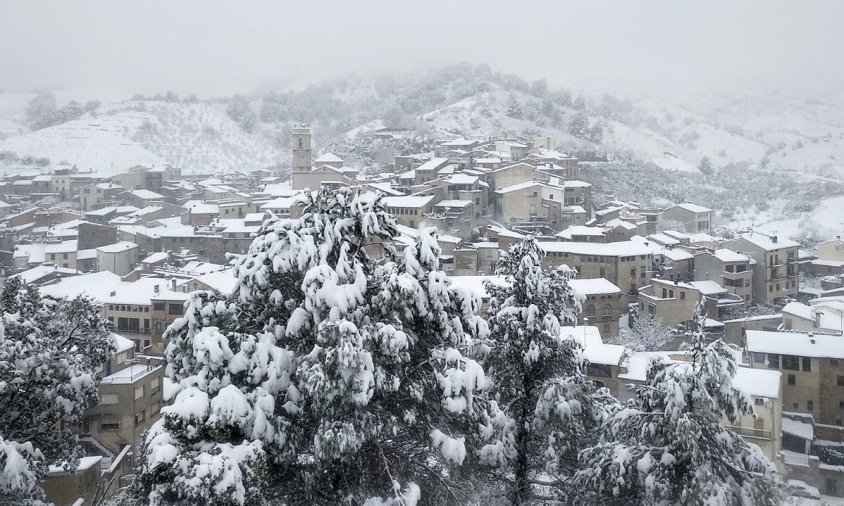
292 123 311 170
291 123 311 190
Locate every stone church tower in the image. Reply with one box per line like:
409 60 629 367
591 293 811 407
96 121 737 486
291 123 311 190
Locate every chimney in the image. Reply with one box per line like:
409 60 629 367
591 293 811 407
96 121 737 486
154 284 160 294
171 278 177 291
771 235 778 244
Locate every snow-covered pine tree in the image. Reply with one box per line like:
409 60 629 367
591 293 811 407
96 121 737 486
0 277 115 504
134 188 491 506
575 298 784 505
479 237 617 504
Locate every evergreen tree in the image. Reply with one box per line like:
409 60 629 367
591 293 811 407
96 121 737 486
699 155 715 176
575 299 783 505
227 95 257 133
0 279 115 504
480 237 616 504
134 188 491 505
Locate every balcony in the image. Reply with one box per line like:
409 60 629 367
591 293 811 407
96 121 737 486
728 425 772 440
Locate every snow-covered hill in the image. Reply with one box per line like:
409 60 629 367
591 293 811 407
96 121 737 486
0 98 286 175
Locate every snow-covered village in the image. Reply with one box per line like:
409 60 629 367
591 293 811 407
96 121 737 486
2 2 844 505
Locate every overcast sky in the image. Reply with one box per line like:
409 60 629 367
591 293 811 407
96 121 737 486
1 0 842 97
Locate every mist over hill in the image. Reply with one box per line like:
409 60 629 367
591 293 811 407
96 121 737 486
0 63 842 241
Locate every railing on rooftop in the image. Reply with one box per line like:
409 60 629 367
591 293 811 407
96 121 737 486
100 364 161 385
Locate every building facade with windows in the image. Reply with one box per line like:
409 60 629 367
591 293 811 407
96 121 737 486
747 330 844 425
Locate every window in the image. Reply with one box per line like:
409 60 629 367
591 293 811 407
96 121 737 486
101 421 120 431
151 380 160 394
135 410 146 425
168 303 184 315
153 302 165 311
680 291 685 299
587 364 612 377
116 352 127 365
585 305 596 318
839 400 844 410
602 304 612 317
100 393 119 405
832 359 840 367
781 355 799 371
766 353 780 369
837 375 844 386
135 385 144 400
802 357 811 372
787 374 796 385
63 253 68 259
754 398 765 406
807 400 814 411
793 402 799 410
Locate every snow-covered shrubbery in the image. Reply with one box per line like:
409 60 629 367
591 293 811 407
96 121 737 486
0 277 115 504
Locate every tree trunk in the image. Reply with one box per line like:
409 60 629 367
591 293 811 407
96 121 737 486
512 374 533 505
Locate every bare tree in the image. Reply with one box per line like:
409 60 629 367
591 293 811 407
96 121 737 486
619 310 673 351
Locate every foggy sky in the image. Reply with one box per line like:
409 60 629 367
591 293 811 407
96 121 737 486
1 0 843 97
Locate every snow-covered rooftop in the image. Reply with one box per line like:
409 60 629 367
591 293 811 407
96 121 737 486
314 152 343 163
713 248 751 263
191 268 238 296
13 264 78 284
563 326 625 366
445 173 478 185
142 252 170 264
101 364 161 384
383 195 436 208
44 240 78 254
670 202 711 214
96 241 138 254
746 330 844 358
540 240 653 257
688 280 726 296
782 417 814 441
435 200 472 209
130 189 164 200
48 456 102 474
569 278 622 296
736 233 800 251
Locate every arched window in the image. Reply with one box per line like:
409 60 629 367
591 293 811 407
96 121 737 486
585 305 596 317
602 304 613 316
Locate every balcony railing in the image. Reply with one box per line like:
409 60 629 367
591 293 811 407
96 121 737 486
100 365 161 385
728 425 772 440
